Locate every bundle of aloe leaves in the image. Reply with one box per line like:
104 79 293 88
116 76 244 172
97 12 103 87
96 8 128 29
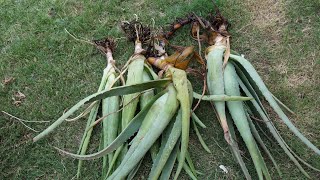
33 7 319 180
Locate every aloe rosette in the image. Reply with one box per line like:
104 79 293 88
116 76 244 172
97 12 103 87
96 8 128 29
202 12 320 179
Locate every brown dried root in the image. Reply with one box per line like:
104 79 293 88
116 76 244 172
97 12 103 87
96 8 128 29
121 21 151 44
161 14 195 39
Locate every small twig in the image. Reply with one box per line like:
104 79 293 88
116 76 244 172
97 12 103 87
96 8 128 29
112 64 126 86
1 111 46 132
134 24 140 42
151 18 156 29
192 76 207 112
2 111 49 123
110 66 128 88
65 101 97 122
64 28 95 46
196 24 203 60
133 14 138 21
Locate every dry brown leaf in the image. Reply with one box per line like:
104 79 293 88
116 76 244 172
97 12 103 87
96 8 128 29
12 91 26 106
2 77 15 85
15 91 26 100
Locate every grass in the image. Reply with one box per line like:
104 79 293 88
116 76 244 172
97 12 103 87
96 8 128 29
0 0 319 179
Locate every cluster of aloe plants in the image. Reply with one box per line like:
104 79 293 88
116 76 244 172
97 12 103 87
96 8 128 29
33 8 319 180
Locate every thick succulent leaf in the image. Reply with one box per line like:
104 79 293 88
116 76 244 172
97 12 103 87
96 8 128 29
226 113 252 180
192 119 211 153
193 92 253 101
237 77 311 178
206 45 229 143
107 85 179 179
159 140 180 180
121 56 145 131
168 68 191 180
246 113 282 177
191 112 206 128
271 93 295 115
53 90 167 160
102 72 120 177
176 150 197 180
127 158 143 180
149 109 182 180
224 63 270 180
230 54 320 155
77 66 114 178
33 79 171 142
185 150 197 176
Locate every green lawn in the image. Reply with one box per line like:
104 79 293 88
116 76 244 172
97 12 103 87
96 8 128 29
1 0 319 179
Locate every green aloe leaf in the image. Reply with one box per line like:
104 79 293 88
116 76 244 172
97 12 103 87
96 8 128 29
237 77 310 178
159 140 180 180
176 150 197 180
271 93 295 115
226 112 252 180
169 68 192 180
127 158 143 180
33 79 171 142
192 119 211 153
224 62 270 180
206 45 229 144
185 150 197 176
191 112 206 128
193 92 253 101
149 109 182 180
246 113 282 177
53 90 167 160
230 54 320 155
107 85 178 179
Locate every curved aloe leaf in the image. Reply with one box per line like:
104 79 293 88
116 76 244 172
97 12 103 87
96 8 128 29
185 150 197 176
159 140 180 180
140 70 159 162
169 68 191 180
53 90 167 160
246 113 282 177
149 109 182 180
127 158 143 180
226 112 252 180
224 63 270 180
77 66 114 178
192 119 211 153
230 54 320 155
107 85 179 179
33 79 171 142
271 93 295 115
191 112 206 128
237 77 311 178
206 45 230 143
176 150 197 180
